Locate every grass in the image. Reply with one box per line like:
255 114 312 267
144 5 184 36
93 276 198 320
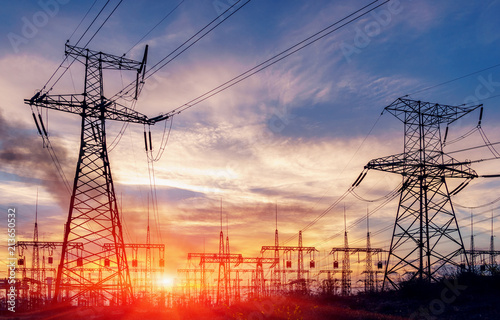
1 273 499 320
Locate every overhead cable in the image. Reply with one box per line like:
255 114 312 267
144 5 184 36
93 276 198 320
167 0 389 116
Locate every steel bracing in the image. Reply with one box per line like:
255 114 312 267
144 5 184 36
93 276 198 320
261 230 317 294
365 98 482 289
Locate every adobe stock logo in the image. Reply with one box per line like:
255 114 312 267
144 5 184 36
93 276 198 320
7 0 70 54
340 0 404 63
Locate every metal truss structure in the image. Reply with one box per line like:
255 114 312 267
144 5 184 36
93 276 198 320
261 230 317 293
25 44 170 305
365 98 482 289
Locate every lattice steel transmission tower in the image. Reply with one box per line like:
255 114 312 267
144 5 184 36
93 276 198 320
26 44 170 305
364 212 374 293
341 212 351 296
31 193 41 303
365 98 481 289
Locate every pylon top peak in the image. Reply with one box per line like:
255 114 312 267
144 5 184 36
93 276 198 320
385 97 482 126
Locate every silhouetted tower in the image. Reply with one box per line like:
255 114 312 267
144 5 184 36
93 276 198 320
491 212 496 265
298 231 304 282
234 270 241 302
365 210 374 293
341 209 351 296
470 212 476 271
26 44 170 304
273 205 281 293
146 198 152 296
365 98 480 289
225 221 231 301
32 191 41 301
217 201 229 305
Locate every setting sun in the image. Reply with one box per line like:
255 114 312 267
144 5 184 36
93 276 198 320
159 276 175 289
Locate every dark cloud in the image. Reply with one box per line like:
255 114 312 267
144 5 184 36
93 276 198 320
0 109 71 209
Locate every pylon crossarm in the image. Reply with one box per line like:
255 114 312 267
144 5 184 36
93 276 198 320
261 245 317 253
366 156 477 179
102 243 165 250
385 98 482 125
65 44 143 71
24 94 163 125
436 161 478 179
365 153 406 175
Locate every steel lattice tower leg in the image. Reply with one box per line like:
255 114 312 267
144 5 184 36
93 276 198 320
365 98 481 290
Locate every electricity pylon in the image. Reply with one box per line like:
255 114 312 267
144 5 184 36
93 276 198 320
365 98 481 289
25 44 170 305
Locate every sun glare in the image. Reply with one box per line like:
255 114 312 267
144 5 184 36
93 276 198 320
159 276 175 289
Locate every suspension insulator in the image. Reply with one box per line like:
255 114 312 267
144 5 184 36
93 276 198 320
149 131 153 151
38 114 48 136
352 171 365 187
479 106 483 126
32 113 42 135
452 180 471 195
144 131 148 151
355 171 367 187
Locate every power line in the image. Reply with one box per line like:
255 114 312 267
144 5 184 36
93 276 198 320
455 197 500 210
68 0 100 41
42 0 124 94
114 0 251 101
74 0 112 47
125 0 185 55
448 141 500 155
407 62 500 97
41 0 111 92
311 185 399 248
167 0 388 116
145 0 250 80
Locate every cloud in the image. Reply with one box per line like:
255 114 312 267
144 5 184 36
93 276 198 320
2 0 500 282
0 109 71 210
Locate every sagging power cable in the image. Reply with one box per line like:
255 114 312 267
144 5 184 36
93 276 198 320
113 0 251 101
165 0 389 117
